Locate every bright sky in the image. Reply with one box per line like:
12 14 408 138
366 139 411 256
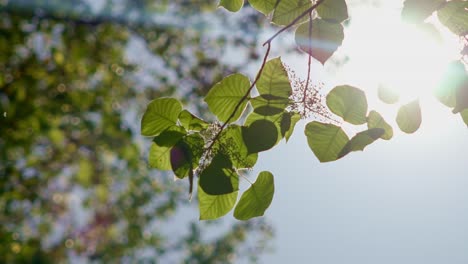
254 1 468 263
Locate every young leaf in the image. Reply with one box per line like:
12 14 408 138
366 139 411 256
178 110 208 131
219 0 244 12
367 111 393 140
437 0 468 36
326 85 368 125
199 153 239 195
396 100 422 134
338 128 385 158
141 98 182 136
316 0 348 23
242 119 278 154
272 0 312 26
295 19 344 65
256 57 292 99
205 73 251 123
198 185 238 220
377 85 399 104
401 0 445 24
304 121 349 162
248 0 276 15
234 171 275 220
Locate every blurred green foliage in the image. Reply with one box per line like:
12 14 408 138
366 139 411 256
0 0 272 262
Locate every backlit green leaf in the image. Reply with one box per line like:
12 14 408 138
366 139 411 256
272 0 312 26
249 0 276 15
461 109 468 126
198 185 238 220
149 127 186 170
295 19 344 64
316 0 348 23
402 0 445 24
326 85 368 125
338 128 384 158
377 85 399 104
205 73 251 123
199 153 239 195
251 96 289 116
217 125 258 169
281 111 301 142
396 100 422 134
305 121 349 162
242 119 278 154
141 98 182 136
170 133 204 179
219 0 244 12
437 0 468 36
256 57 292 99
234 171 274 220
178 110 209 131
367 110 393 140
435 61 467 108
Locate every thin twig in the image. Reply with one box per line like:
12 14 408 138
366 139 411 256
263 0 326 46
302 12 313 116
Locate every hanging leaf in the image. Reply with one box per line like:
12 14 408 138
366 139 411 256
249 0 276 15
326 85 368 125
367 111 393 140
295 19 344 65
199 153 239 195
316 0 348 23
401 0 445 24
234 171 275 220
437 0 468 36
250 95 289 116
178 110 208 131
338 128 385 158
435 61 467 108
272 0 312 26
256 57 292 99
461 109 468 126
396 100 422 134
205 73 251 123
217 125 258 169
219 0 244 12
377 85 399 104
170 133 204 179
245 111 284 143
282 112 301 142
198 185 238 220
453 75 468 114
304 121 349 162
149 127 187 170
141 98 182 136
242 119 278 154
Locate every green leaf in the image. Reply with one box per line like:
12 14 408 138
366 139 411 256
170 133 204 179
437 0 468 36
326 85 368 125
199 153 239 195
250 96 289 116
242 119 278 154
256 57 292 99
377 85 399 104
272 0 312 26
198 185 238 220
149 127 187 170
217 125 258 169
280 111 301 142
435 61 467 108
304 121 349 162
141 98 182 136
219 0 244 12
453 78 468 113
338 128 385 158
461 109 468 126
367 110 393 140
178 110 209 131
295 19 344 65
396 100 422 134
402 0 445 24
245 111 284 143
316 0 348 23
234 171 275 220
205 74 251 123
248 0 276 15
